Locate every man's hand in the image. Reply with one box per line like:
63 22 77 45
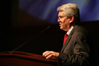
42 51 59 59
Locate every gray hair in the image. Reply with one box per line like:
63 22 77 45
57 3 80 22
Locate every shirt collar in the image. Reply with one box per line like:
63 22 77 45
66 26 74 35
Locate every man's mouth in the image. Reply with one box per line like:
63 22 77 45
59 23 61 26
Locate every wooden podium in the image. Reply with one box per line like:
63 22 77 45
0 51 59 66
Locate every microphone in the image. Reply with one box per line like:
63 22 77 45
10 26 50 54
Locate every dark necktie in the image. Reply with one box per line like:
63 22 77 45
63 34 68 46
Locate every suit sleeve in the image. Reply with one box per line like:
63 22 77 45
58 32 90 66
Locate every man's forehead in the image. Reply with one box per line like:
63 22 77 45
58 10 65 16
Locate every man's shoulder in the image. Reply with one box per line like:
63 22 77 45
74 25 88 32
72 25 90 37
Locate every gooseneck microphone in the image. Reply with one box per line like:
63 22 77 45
10 26 50 54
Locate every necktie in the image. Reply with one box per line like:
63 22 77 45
63 34 68 46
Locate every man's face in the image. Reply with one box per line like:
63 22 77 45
58 10 70 31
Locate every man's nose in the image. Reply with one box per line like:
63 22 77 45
57 18 61 22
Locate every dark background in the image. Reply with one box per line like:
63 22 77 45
1 0 99 66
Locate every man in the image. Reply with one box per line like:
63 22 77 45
42 3 93 66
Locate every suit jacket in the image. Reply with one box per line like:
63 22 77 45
58 25 93 66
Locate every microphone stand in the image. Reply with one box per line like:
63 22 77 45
10 26 50 54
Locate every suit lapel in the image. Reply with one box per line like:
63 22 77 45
61 25 79 52
61 35 72 52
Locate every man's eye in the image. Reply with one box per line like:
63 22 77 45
58 16 65 20
60 16 64 18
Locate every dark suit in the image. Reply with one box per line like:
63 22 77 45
58 25 93 66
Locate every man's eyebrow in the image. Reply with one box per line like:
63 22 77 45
58 15 62 17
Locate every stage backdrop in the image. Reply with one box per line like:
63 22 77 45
11 0 99 27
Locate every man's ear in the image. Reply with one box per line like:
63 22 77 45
69 16 74 23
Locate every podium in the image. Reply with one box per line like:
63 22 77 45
0 51 59 66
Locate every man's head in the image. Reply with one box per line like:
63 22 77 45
57 3 80 31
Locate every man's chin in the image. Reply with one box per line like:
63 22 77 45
60 27 63 30
60 27 66 31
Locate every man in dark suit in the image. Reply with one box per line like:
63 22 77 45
42 3 93 66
